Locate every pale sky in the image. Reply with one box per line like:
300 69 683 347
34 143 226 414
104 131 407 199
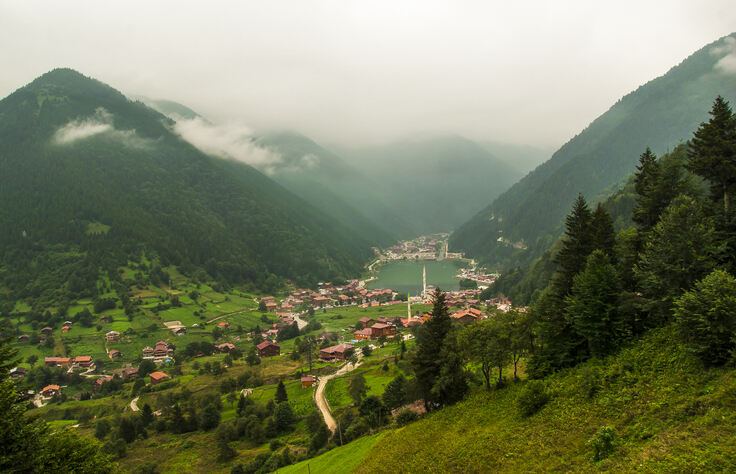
1 1 735 148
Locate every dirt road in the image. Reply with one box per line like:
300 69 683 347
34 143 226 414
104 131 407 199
314 356 362 433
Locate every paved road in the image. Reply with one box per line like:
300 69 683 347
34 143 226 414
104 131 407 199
314 355 362 433
129 396 139 412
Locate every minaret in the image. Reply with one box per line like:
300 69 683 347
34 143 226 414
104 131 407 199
422 265 427 296
407 292 411 320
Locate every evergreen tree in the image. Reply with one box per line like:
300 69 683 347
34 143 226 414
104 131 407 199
687 96 736 216
199 403 221 431
552 194 593 297
273 402 295 432
636 195 720 324
412 288 453 411
431 333 468 405
633 148 661 231
347 374 368 405
566 250 625 358
275 380 288 403
589 204 616 258
674 269 736 366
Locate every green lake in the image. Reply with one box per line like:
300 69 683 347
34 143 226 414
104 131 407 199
366 260 464 296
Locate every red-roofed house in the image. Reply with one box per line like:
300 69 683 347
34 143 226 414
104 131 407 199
354 328 372 340
319 343 354 361
41 385 61 398
149 371 170 385
74 355 93 367
370 323 396 338
301 376 316 388
257 341 280 358
216 343 236 353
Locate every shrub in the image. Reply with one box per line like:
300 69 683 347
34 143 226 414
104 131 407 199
516 380 550 417
396 409 419 426
589 425 616 461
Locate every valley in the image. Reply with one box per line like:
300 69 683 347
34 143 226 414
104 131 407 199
2 22 736 474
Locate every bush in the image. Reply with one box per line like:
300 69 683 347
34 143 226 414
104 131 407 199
395 409 419 426
589 425 616 461
578 365 602 399
516 380 550 417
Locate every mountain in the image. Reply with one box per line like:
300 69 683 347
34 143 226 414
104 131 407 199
336 135 522 235
479 140 552 174
253 132 414 243
451 33 736 267
131 96 205 121
0 69 373 302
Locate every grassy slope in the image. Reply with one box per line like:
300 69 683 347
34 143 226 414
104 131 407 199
302 326 736 472
278 433 388 474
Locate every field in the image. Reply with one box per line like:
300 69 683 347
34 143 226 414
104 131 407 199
278 432 388 474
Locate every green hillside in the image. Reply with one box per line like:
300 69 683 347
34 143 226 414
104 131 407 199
451 32 736 268
0 69 372 307
296 326 736 472
338 135 522 235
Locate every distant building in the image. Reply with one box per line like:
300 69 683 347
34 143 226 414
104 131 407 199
216 343 236 353
354 328 372 340
319 343 354 361
301 376 316 388
94 376 114 390
17 334 29 343
257 341 280 358
41 385 61 398
122 367 139 380
149 371 170 385
108 350 122 359
106 331 120 342
10 367 26 379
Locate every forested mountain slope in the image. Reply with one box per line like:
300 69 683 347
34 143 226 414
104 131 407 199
451 32 736 267
0 69 372 305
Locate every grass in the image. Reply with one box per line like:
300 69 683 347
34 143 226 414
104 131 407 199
278 432 388 474
351 326 736 473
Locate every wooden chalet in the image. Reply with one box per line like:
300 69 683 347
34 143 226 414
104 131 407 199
319 343 354 361
257 341 280 358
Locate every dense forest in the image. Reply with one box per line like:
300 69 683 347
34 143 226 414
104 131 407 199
0 69 375 314
451 32 736 270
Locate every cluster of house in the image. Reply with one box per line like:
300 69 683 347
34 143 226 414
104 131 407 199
456 268 498 287
353 317 399 340
385 234 450 261
142 340 174 361
44 355 93 368
93 366 139 390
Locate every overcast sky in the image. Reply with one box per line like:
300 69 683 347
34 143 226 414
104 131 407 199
1 1 735 149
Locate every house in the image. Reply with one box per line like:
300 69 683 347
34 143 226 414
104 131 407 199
218 321 230 328
74 356 93 368
370 323 396 338
149 371 170 385
41 327 53 336
94 376 114 390
122 367 139 380
173 327 187 336
41 385 61 398
17 334 30 343
301 376 316 388
358 317 374 327
312 296 329 307
451 311 478 324
61 325 70 333
45 357 73 367
257 341 280 358
265 302 278 312
106 331 120 342
354 328 373 340
109 350 122 359
154 341 169 357
319 343 354 361
216 343 236 353
142 346 154 357
10 367 26 379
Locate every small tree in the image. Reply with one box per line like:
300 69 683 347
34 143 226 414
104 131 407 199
347 374 368 405
275 381 288 403
382 375 407 411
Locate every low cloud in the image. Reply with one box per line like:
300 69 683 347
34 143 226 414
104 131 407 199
173 117 282 166
53 107 152 148
711 36 736 75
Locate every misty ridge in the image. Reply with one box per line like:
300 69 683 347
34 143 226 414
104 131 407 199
53 107 154 149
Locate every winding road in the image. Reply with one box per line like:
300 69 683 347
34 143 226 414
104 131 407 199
314 355 362 433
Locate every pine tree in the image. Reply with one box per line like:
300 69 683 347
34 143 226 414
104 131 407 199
412 288 453 411
687 96 736 216
589 204 616 258
552 194 593 297
633 148 661 231
275 380 288 403
566 250 624 358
